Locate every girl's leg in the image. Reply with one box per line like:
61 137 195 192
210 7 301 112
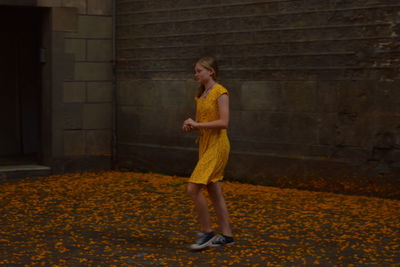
187 182 212 233
206 182 232 237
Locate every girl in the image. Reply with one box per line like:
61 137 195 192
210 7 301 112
182 56 234 250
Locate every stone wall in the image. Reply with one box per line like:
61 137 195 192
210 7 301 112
49 0 114 172
0 0 114 172
116 0 400 197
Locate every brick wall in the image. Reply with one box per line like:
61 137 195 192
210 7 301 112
116 0 400 197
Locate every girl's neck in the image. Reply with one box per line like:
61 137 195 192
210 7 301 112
203 80 216 91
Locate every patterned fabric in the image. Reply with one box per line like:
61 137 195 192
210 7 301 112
189 84 230 184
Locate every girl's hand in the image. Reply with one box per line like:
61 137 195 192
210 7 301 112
184 118 199 128
182 118 198 132
182 123 193 132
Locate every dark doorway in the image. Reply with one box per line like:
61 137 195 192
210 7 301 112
0 6 42 165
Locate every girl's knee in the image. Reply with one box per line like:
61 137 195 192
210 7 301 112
187 186 195 197
207 183 224 202
187 183 202 197
207 182 221 195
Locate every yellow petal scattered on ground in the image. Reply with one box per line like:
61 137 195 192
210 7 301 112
0 171 399 266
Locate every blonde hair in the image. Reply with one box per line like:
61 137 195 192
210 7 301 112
196 56 218 98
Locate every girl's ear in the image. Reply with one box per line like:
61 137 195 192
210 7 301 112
209 68 215 76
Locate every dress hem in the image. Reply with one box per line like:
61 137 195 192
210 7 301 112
187 176 224 185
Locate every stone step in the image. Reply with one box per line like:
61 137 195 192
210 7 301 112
0 165 51 181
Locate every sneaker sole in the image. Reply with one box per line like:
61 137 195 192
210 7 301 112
210 241 235 247
189 236 217 250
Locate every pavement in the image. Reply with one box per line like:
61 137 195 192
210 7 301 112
0 171 399 266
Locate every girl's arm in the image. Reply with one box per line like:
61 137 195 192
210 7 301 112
185 94 229 129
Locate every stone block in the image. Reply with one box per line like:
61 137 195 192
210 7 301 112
51 155 111 173
64 130 85 155
240 81 281 111
52 7 77 32
137 107 165 135
64 38 86 61
336 81 376 114
116 143 197 176
87 39 112 61
372 115 400 148
88 0 112 15
87 82 112 102
63 82 86 103
117 106 164 137
65 15 112 38
232 140 310 158
185 79 198 99
222 80 242 110
37 0 61 7
62 0 86 14
288 113 318 145
264 112 291 142
375 81 400 113
52 106 65 157
228 110 249 140
62 103 83 129
118 80 158 106
308 145 334 158
53 53 75 81
155 81 188 109
320 112 377 148
51 30 65 62
74 62 112 81
85 130 111 155
123 9 168 24
163 109 189 137
318 112 371 147
117 1 145 14
83 103 112 129
316 81 340 113
117 107 139 142
230 110 290 143
317 114 337 146
281 81 316 112
182 80 199 116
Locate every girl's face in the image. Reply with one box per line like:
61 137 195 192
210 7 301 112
194 63 214 85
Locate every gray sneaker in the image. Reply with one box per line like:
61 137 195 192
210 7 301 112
189 232 216 250
210 234 234 247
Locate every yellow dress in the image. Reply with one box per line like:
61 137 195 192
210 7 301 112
189 84 230 185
